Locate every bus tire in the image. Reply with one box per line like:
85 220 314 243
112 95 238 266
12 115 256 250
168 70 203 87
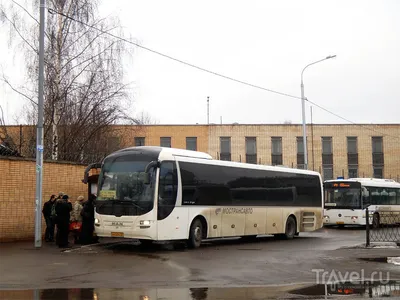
187 218 203 249
372 213 380 229
139 239 153 247
283 216 296 240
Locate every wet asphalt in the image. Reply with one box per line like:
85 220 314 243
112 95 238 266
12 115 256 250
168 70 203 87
0 226 399 299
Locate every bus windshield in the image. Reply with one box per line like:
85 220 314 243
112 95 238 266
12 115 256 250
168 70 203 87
324 182 361 209
97 155 156 215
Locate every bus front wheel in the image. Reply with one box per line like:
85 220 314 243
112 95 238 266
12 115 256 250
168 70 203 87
187 219 203 249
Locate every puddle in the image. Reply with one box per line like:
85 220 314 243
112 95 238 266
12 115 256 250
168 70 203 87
359 256 400 265
289 280 400 298
1 282 400 300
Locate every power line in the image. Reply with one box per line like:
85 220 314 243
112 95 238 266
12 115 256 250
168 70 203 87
11 4 400 139
306 98 400 139
47 8 300 100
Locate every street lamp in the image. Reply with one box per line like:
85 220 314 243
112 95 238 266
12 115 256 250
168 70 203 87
301 55 336 170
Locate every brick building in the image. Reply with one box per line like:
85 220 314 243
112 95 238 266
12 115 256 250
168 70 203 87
113 123 400 181
2 123 400 181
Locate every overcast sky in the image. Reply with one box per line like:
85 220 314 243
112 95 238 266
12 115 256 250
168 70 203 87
1 0 399 125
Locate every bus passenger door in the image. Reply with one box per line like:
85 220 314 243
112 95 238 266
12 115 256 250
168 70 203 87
156 161 188 240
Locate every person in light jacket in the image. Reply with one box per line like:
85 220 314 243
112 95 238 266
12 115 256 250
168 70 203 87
70 195 84 244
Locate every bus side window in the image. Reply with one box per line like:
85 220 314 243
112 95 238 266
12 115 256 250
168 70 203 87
388 189 396 205
397 189 400 205
370 188 380 205
158 161 178 220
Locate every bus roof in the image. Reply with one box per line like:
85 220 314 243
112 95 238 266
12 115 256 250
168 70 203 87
324 178 400 188
175 154 321 177
116 146 213 160
112 146 320 177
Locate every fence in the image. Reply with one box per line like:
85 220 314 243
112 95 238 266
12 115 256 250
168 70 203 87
366 208 400 246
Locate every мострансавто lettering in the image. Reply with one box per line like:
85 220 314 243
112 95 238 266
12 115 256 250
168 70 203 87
222 208 253 214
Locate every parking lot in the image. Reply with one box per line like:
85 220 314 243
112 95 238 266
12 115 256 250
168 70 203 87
1 226 399 292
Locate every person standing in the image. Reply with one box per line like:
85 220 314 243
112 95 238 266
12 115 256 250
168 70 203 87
55 194 72 248
70 196 84 244
80 194 96 245
42 195 56 242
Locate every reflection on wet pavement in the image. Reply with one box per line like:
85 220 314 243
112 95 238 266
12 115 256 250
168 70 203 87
1 281 400 300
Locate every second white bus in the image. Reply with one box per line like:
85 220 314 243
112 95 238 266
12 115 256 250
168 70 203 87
323 178 400 228
84 146 324 248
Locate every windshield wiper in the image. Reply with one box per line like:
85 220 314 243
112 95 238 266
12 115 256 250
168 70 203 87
114 199 144 211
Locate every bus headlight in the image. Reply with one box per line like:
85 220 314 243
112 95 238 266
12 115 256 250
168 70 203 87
324 215 329 219
140 220 151 226
94 218 100 226
351 216 358 220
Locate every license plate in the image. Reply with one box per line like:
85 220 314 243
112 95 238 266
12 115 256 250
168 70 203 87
111 232 124 237
336 221 344 224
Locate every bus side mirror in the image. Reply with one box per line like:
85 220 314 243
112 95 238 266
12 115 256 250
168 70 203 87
143 173 151 185
143 161 159 185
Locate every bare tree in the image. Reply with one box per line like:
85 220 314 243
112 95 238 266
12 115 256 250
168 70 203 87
1 0 140 163
136 111 159 125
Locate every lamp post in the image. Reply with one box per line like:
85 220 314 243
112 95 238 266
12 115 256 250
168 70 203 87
301 55 336 170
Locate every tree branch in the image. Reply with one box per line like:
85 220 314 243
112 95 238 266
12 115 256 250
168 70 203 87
1 76 38 106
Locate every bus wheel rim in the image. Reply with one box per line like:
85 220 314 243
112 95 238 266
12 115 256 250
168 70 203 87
287 220 295 235
194 226 202 242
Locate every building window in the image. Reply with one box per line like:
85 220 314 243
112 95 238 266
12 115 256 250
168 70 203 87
271 137 282 166
373 167 383 179
372 137 384 178
296 137 305 169
160 137 171 148
134 137 145 146
220 137 231 161
186 137 197 151
347 137 358 178
348 168 358 178
322 137 333 180
245 137 257 164
323 167 333 180
347 137 357 154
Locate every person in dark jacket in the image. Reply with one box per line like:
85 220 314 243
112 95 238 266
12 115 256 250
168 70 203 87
79 194 96 245
42 194 56 242
55 194 72 248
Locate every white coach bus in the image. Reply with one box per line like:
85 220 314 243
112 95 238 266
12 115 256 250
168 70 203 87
83 146 323 248
323 178 400 228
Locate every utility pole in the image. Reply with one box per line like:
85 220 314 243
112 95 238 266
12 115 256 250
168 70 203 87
311 106 315 171
301 55 336 170
35 0 45 248
207 96 210 124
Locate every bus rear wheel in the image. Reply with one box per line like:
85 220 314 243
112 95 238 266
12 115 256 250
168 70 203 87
187 219 203 249
275 216 296 240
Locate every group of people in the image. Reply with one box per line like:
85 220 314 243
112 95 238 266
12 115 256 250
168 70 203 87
42 192 96 248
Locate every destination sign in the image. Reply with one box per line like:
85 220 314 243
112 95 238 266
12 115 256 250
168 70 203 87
324 182 361 189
